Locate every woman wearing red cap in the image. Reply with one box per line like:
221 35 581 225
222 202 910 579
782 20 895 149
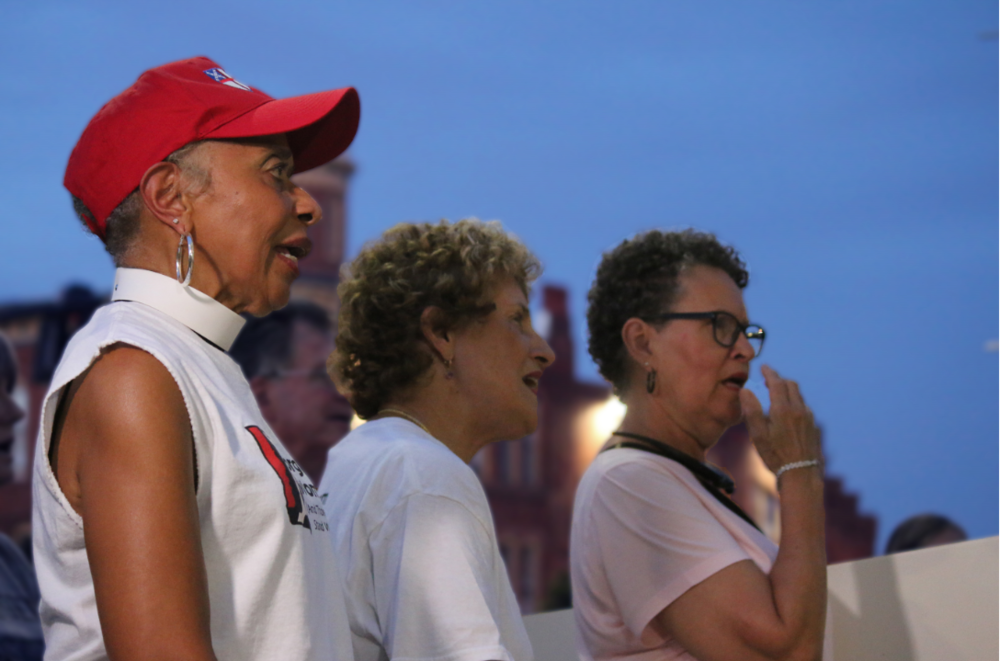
33 57 360 661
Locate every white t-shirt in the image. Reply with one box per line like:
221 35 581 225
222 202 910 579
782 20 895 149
570 447 832 661
31 268 355 661
319 418 533 661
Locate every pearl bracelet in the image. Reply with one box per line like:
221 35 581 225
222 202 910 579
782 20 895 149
774 459 820 481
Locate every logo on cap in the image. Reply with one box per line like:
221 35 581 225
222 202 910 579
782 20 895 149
203 67 251 91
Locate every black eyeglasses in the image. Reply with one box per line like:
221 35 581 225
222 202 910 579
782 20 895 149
647 311 765 358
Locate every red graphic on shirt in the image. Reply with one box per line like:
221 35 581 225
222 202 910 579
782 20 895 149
247 425 311 530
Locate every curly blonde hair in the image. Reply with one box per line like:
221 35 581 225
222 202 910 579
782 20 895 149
332 219 541 419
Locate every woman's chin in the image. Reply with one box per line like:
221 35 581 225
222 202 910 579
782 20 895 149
713 401 743 429
491 408 537 442
244 286 292 317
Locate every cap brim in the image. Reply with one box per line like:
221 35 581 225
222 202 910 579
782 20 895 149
206 87 360 172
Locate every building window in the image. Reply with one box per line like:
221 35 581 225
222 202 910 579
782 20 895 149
476 435 538 489
494 441 510 485
520 434 536 486
519 545 536 611
498 538 541 614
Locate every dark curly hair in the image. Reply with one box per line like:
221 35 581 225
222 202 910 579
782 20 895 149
885 514 966 554
332 219 540 419
586 229 749 394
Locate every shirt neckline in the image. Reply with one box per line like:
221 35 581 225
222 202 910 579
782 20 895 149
111 268 246 351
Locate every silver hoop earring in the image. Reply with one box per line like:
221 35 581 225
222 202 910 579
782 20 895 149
176 234 194 287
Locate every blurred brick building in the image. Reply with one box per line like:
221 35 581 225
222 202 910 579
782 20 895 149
0 155 875 613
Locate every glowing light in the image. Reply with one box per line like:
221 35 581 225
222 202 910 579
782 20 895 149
593 397 627 440
575 396 627 466
747 445 777 494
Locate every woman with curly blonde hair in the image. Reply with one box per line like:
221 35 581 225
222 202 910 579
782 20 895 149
319 218 555 661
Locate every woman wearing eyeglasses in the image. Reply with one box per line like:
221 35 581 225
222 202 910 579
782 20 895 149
570 229 829 660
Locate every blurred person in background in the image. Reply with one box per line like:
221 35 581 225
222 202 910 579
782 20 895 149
0 332 45 661
572 229 830 661
885 514 967 554
33 56 360 660
321 219 555 661
230 301 354 484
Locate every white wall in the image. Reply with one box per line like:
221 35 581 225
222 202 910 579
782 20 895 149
523 536 999 661
827 535 998 659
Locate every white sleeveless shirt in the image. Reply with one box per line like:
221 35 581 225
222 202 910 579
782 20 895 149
31 268 354 661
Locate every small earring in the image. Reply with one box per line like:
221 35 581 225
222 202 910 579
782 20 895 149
172 218 180 224
443 357 454 379
646 365 657 394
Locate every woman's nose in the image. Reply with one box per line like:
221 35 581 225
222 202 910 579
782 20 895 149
294 187 323 226
533 333 557 368
731 332 755 361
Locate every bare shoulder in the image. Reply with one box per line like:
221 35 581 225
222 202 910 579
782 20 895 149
68 343 189 440
53 342 192 513
73 342 187 428
83 341 180 395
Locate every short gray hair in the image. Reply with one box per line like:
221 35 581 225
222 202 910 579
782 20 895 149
72 140 212 265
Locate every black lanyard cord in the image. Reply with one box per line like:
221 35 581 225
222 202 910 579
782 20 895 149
603 431 763 534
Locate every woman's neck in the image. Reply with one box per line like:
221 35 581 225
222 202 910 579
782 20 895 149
380 386 486 464
615 394 716 462
123 227 244 313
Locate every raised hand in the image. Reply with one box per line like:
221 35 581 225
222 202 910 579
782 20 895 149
739 365 821 477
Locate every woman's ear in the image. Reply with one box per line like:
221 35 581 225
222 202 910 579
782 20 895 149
138 161 189 236
326 350 353 398
420 306 453 365
621 317 655 366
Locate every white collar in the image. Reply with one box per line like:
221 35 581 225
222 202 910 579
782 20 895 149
111 268 246 351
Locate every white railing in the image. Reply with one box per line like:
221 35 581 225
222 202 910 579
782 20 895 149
523 536 999 661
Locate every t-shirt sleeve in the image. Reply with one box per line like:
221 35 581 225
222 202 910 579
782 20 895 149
591 459 752 638
369 492 522 661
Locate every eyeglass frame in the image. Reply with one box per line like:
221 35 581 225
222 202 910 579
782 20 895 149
644 310 766 358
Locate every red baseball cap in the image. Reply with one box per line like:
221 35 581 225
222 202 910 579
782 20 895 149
65 56 360 240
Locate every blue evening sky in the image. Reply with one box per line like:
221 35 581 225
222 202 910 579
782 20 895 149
1 1 996 548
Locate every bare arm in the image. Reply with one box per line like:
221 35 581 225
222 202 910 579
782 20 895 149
656 365 826 661
53 345 216 660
